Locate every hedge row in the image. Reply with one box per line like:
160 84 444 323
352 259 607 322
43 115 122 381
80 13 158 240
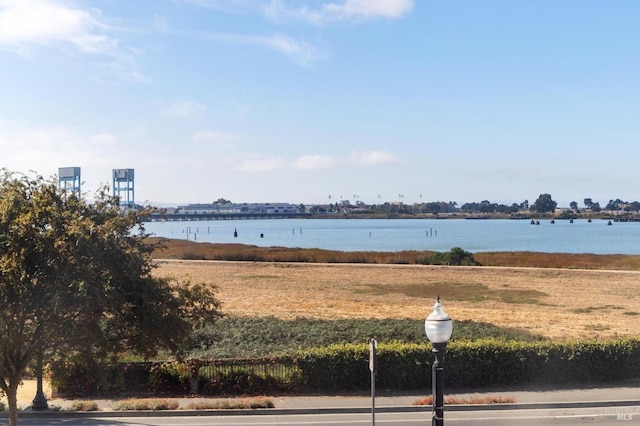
50 339 640 396
50 357 300 397
299 339 640 391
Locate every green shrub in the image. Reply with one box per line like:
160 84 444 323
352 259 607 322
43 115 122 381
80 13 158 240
295 344 370 391
295 339 640 391
50 339 640 397
418 247 481 266
50 358 154 397
190 316 540 359
199 369 292 395
149 362 191 395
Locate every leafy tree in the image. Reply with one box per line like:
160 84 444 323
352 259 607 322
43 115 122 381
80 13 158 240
424 202 441 214
459 200 519 214
531 194 557 213
448 247 480 266
570 201 578 211
624 202 640 212
420 247 480 266
460 202 478 213
495 204 508 213
459 201 498 213
605 199 624 211
0 171 221 425
583 198 594 209
478 200 497 213
505 203 521 213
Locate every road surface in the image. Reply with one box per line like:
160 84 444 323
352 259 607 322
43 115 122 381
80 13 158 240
5 405 637 425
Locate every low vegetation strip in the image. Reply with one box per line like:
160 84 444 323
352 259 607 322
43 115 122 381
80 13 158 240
413 396 516 405
190 316 542 359
51 339 640 397
184 397 275 410
112 399 180 411
150 238 640 270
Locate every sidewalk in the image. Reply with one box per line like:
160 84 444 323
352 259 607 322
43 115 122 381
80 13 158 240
274 380 640 410
10 378 640 413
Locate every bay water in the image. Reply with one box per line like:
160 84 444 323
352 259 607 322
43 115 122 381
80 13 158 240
142 218 640 255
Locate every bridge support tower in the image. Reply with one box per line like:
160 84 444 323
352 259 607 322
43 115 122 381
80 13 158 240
58 167 81 195
112 168 135 207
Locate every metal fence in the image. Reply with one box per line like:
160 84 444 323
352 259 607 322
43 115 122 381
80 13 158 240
51 357 305 397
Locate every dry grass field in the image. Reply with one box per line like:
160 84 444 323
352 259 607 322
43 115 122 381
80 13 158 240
152 259 640 341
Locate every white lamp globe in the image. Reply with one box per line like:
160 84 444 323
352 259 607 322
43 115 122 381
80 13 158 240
425 296 453 344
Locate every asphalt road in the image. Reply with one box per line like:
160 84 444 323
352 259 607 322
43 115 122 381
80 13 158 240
5 405 638 426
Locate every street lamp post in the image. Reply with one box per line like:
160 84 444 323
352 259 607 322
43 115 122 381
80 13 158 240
32 352 48 410
425 296 453 426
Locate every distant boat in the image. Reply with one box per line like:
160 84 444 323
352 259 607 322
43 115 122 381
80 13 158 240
608 220 613 226
569 218 574 223
551 219 555 224
588 219 592 223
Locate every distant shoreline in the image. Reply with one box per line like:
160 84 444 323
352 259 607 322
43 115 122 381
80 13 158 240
145 212 630 222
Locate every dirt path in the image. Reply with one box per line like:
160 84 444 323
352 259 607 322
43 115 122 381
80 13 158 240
153 260 640 340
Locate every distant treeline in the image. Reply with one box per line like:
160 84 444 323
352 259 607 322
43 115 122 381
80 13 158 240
309 194 640 215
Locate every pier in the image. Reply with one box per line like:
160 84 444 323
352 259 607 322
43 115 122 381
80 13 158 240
144 212 313 222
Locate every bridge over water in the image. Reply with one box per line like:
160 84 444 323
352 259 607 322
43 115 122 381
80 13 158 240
144 212 313 222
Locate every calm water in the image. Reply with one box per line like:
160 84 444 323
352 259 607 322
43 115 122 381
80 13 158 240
142 218 640 255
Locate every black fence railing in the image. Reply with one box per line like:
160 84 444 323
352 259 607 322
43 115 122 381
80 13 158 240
51 358 305 397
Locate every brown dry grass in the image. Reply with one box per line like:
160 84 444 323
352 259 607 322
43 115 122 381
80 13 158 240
153 259 640 341
414 395 516 405
150 238 640 270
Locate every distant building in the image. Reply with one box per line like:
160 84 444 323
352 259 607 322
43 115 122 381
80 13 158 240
173 202 301 216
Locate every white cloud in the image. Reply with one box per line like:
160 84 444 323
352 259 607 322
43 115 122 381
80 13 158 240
0 125 124 194
0 125 117 154
236 157 284 172
0 0 148 83
166 100 206 118
260 34 322 65
89 54 151 85
193 130 240 146
322 0 414 21
267 0 414 25
182 0 249 11
349 150 399 166
205 32 322 65
186 1 413 64
151 14 171 32
0 0 113 54
294 154 338 170
86 132 117 147
226 151 397 173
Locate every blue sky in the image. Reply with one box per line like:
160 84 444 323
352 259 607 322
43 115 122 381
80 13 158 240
1 0 639 207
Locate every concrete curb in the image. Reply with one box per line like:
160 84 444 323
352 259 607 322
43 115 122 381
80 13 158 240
5 399 640 419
